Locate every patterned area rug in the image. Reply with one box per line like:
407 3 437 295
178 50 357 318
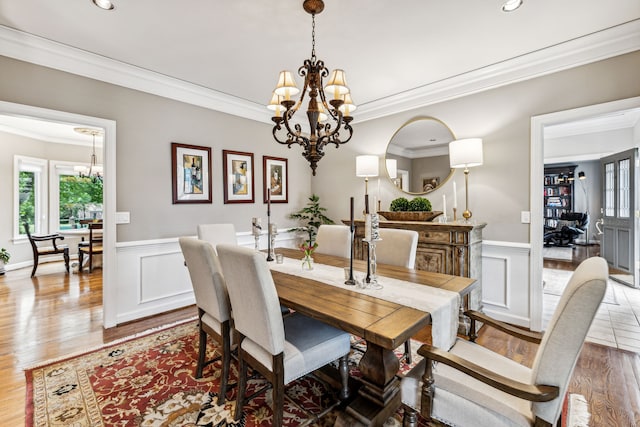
25 320 587 426
25 320 422 426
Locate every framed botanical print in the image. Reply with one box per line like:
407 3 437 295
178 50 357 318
223 150 255 204
263 156 288 203
171 142 212 204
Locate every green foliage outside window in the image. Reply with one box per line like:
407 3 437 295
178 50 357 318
59 175 103 227
19 171 35 233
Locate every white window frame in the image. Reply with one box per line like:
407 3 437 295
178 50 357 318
49 160 86 232
14 155 48 240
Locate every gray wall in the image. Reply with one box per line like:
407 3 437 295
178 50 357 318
0 55 312 265
312 51 640 243
1 50 639 260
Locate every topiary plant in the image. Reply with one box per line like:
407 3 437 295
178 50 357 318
390 197 410 212
408 197 432 212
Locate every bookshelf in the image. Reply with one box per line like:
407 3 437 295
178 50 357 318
544 165 576 228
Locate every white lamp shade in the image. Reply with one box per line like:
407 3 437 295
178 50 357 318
385 158 397 179
356 155 379 177
449 138 483 168
324 69 350 99
274 70 300 99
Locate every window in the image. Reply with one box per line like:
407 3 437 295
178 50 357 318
604 162 615 217
14 156 48 238
618 158 630 218
50 161 103 231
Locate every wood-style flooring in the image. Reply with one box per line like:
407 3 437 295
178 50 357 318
1 253 639 426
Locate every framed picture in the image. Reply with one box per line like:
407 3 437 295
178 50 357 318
171 142 212 204
223 150 255 204
263 156 288 203
422 177 440 192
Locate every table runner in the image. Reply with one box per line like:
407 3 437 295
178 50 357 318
269 256 460 350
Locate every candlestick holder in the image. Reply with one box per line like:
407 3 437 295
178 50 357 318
269 229 277 260
366 238 382 290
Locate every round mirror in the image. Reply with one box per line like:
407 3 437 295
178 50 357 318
384 117 455 194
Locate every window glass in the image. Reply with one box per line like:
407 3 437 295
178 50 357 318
19 171 36 234
14 156 47 238
58 174 103 228
604 162 615 217
618 158 630 218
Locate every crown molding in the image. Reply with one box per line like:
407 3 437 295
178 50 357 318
356 19 640 122
0 25 271 124
0 20 638 124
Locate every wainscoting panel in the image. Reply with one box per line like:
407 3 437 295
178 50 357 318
111 231 298 326
481 241 532 328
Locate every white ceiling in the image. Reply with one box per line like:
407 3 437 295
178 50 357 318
0 0 639 148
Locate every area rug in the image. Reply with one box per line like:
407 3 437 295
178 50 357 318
543 246 573 261
25 320 421 427
543 268 618 305
25 320 587 427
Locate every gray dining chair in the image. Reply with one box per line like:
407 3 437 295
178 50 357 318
179 237 234 403
197 223 237 250
375 227 419 362
400 256 608 427
314 224 351 258
216 243 351 426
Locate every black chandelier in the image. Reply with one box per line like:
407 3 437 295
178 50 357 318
268 0 355 176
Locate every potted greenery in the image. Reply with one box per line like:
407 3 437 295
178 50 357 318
289 194 334 269
378 196 442 221
0 248 10 275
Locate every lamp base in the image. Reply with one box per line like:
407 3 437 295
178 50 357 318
463 209 472 220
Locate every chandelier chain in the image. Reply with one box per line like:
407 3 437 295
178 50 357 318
311 14 316 61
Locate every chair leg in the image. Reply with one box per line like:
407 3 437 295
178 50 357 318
30 253 38 278
234 350 248 421
338 354 350 401
78 251 84 273
404 340 412 364
403 406 418 427
219 326 231 405
273 373 285 427
196 327 207 379
63 248 70 273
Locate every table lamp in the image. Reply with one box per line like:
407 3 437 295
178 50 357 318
449 138 483 221
356 155 379 214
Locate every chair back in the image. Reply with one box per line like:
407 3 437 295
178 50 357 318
87 222 103 243
179 237 231 323
23 222 38 251
197 224 237 252
376 228 419 268
314 225 351 258
531 256 607 423
217 244 285 356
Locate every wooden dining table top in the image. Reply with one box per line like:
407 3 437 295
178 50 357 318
271 247 477 350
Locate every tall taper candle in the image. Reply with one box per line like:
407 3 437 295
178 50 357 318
453 181 458 209
267 188 271 216
442 194 447 215
350 197 354 232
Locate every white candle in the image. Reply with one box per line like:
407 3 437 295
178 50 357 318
372 196 377 213
453 181 458 209
442 194 447 214
270 223 277 234
365 214 372 242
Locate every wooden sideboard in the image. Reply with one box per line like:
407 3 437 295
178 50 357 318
343 219 486 315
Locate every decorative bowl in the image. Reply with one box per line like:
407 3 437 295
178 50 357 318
377 211 443 222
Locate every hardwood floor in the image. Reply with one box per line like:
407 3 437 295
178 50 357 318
2 257 639 426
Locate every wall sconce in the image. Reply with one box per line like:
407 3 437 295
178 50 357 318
449 138 483 221
356 155 379 214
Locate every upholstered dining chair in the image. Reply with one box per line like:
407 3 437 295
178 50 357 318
24 222 70 277
179 237 234 403
216 243 351 426
400 256 608 427
197 223 237 250
375 228 419 362
314 224 351 258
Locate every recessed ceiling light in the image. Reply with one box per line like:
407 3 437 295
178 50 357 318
502 0 523 12
92 0 115 11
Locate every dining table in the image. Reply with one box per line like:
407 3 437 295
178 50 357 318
268 247 477 426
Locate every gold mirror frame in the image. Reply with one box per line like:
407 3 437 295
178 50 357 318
384 116 456 195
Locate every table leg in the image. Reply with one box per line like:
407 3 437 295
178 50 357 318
336 342 401 426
